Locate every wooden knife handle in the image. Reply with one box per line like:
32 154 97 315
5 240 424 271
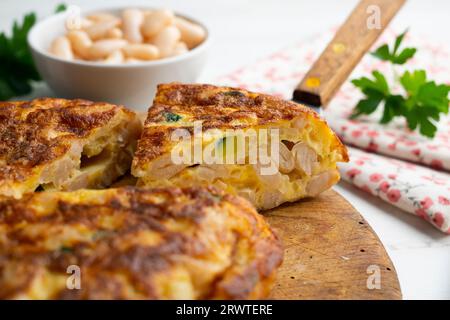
293 0 406 107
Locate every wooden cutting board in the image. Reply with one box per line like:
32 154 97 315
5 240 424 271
266 189 402 299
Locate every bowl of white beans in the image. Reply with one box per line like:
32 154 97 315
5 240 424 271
28 6 210 111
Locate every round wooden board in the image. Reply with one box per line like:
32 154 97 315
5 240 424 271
265 189 402 299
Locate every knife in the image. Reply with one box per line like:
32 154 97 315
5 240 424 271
292 0 406 114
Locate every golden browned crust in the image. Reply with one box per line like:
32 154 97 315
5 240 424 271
0 186 283 299
133 83 348 170
0 98 140 196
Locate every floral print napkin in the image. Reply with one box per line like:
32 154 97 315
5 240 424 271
341 147 449 233
216 29 450 233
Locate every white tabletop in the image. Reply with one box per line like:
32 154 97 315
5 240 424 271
1 0 449 300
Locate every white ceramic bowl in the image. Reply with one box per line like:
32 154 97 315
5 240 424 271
28 6 210 112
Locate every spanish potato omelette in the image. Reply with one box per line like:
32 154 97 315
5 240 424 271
132 83 349 210
0 98 141 198
0 186 283 299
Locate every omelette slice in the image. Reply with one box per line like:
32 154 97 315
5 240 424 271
0 186 283 299
0 98 141 198
132 83 348 210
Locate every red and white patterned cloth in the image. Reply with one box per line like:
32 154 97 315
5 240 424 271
216 29 450 234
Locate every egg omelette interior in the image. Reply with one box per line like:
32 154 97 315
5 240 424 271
132 83 349 210
0 186 283 299
0 98 142 198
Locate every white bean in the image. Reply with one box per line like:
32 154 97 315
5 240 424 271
122 9 144 43
125 58 145 64
175 17 206 49
167 41 188 57
141 9 175 38
259 190 284 210
152 25 180 57
252 162 283 188
67 30 92 59
80 18 93 29
143 10 154 17
87 39 127 60
104 50 124 64
123 44 159 60
87 13 120 23
278 142 295 174
292 142 318 176
50 36 73 60
306 169 339 197
237 188 256 206
106 27 123 39
84 19 120 40
49 8 199 63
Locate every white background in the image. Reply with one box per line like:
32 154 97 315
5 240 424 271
1 0 449 299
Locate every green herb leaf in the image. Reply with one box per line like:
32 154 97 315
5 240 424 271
223 90 245 97
400 70 450 137
353 30 450 138
350 96 383 119
163 112 182 122
350 71 390 119
0 4 66 100
381 95 404 124
400 70 449 137
370 29 416 65
55 3 67 13
352 71 390 96
416 82 449 113
352 67 449 138
0 12 40 100
59 246 73 253
400 70 427 95
371 44 391 61
392 47 416 64
393 30 406 55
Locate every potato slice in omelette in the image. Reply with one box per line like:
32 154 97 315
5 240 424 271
0 186 283 299
0 98 141 198
132 83 349 210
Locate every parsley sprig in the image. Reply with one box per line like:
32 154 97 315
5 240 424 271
371 29 417 65
0 4 67 101
351 30 449 138
0 13 40 100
